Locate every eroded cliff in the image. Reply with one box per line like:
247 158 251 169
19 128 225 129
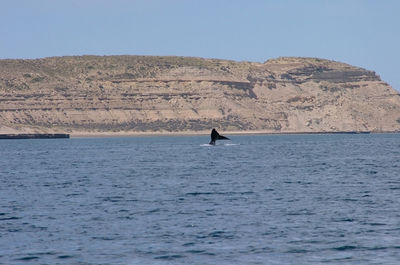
0 55 399 134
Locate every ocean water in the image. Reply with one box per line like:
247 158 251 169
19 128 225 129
0 134 399 265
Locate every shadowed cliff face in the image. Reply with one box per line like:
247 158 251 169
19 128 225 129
0 55 399 134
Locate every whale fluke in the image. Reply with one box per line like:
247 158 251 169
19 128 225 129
209 128 230 145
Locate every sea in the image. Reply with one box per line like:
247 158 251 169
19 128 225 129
0 133 399 265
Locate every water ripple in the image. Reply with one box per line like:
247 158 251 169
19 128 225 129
0 134 399 264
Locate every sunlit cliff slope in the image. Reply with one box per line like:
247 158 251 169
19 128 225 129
0 55 399 134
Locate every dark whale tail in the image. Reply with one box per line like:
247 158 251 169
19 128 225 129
209 128 230 145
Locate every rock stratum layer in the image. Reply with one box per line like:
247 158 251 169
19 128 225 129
0 55 399 134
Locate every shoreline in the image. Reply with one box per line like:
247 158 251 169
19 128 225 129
0 133 70 139
67 130 400 138
1 129 398 139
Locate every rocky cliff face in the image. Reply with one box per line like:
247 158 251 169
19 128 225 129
0 55 399 134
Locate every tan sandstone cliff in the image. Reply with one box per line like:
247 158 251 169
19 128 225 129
0 55 399 135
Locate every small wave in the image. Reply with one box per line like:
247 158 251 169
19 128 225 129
91 236 116 241
66 193 83 197
367 222 386 226
286 248 309 253
185 191 254 196
154 254 185 260
199 143 239 146
0 216 21 221
332 218 355 222
185 192 215 196
206 230 235 239
286 210 315 216
208 231 227 238
147 208 161 213
16 256 39 261
57 255 74 259
333 245 357 251
101 196 125 202
185 249 205 254
184 249 217 256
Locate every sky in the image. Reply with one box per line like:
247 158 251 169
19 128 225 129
1 0 399 90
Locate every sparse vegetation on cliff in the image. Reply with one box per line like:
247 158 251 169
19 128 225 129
0 55 399 134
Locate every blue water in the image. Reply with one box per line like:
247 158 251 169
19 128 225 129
0 134 399 265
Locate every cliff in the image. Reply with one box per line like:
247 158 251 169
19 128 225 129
0 55 399 135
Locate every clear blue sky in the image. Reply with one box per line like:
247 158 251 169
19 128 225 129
1 0 399 90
